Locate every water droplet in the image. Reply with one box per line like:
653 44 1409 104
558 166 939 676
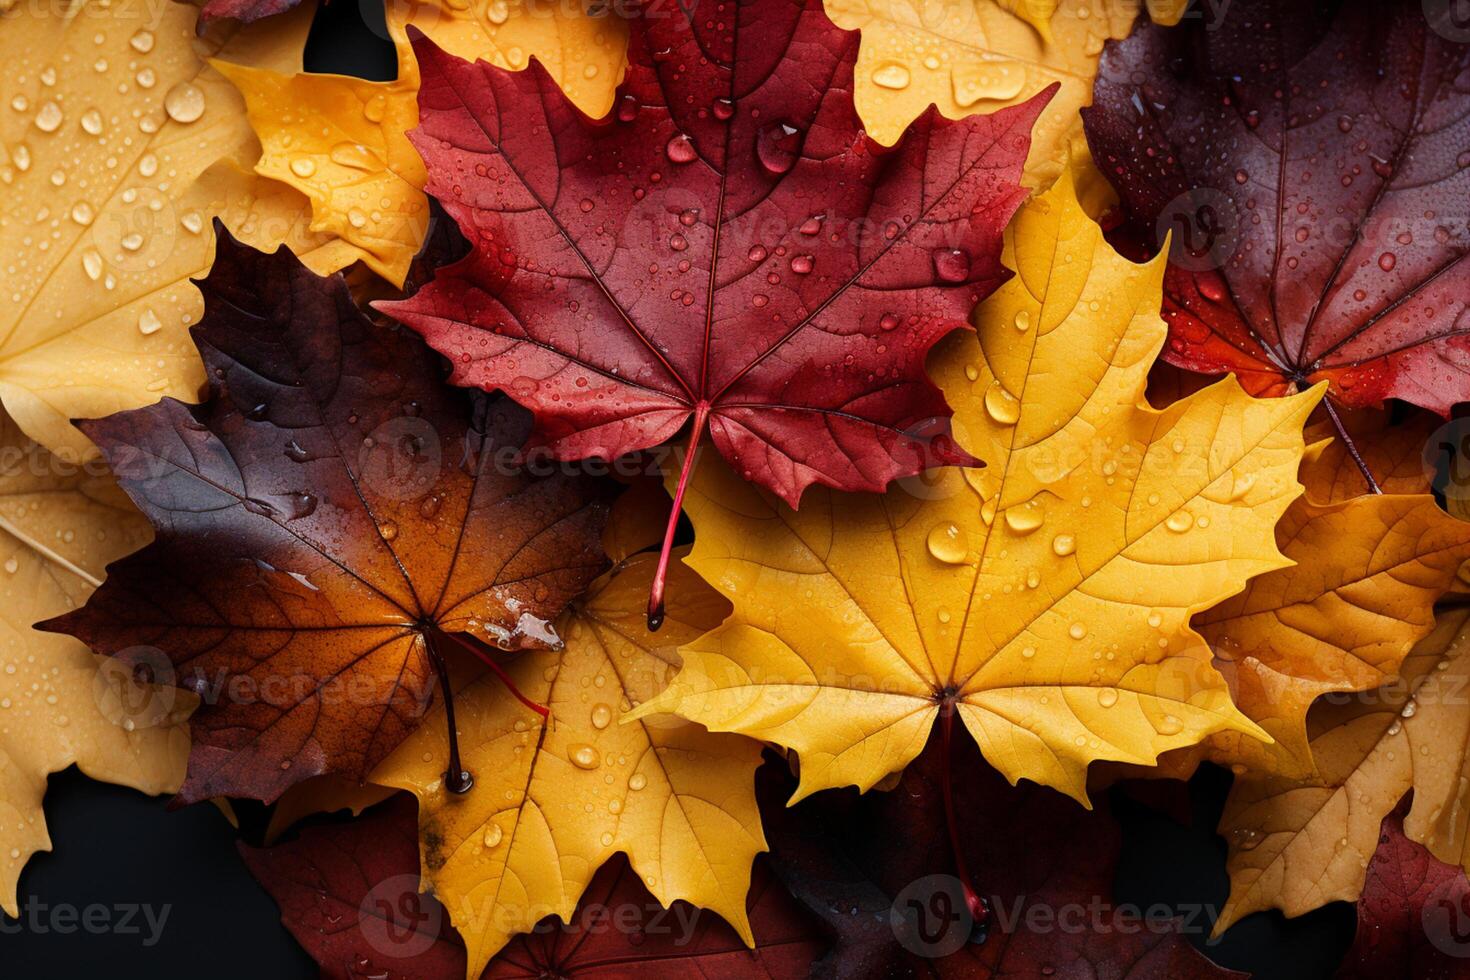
129 29 155 53
931 248 970 283
290 158 317 178
570 744 599 769
163 83 205 124
665 133 696 164
138 154 158 178
81 249 103 280
70 201 95 226
590 703 612 729
180 212 204 235
1013 309 1030 332
871 62 911 90
1051 534 1075 556
951 61 1024 106
1155 714 1183 736
379 521 398 541
1005 501 1044 535
483 823 503 847
1097 688 1118 708
137 308 162 336
755 120 801 175
629 773 648 791
984 382 1020 424
1378 251 1396 272
34 101 62 133
790 254 813 274
80 109 103 136
1068 622 1087 640
926 523 966 564
712 97 735 120
1165 511 1193 533
120 232 144 252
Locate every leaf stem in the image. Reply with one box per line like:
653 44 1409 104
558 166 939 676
422 630 474 794
939 700 989 930
1322 397 1382 495
648 404 709 631
433 628 550 720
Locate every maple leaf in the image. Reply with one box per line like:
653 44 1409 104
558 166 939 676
380 0 1056 624
365 542 766 976
0 0 358 458
1082 1 1470 471
1135 407 1470 782
825 0 1133 185
42 230 615 804
1211 605 1470 934
240 793 826 980
1338 802 1470 979
762 735 1244 977
0 408 192 916
218 0 628 287
628 169 1321 811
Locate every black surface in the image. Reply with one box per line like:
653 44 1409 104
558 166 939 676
0 4 1356 978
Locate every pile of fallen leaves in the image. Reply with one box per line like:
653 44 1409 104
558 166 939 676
4 0 1470 975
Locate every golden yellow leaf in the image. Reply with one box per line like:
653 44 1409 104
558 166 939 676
1132 405 1470 781
825 0 1136 184
0 409 190 915
1194 495 1470 779
0 0 353 457
631 169 1321 806
221 0 628 287
1214 607 1470 933
370 552 761 977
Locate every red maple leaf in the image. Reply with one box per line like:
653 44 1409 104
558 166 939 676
380 0 1052 623
1339 803 1470 979
1082 2 1470 488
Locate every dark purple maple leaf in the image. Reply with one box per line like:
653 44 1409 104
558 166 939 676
1083 0 1470 487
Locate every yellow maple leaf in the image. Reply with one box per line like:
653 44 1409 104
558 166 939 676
825 0 1136 185
1213 606 1470 933
630 169 1321 806
220 0 628 287
0 0 355 457
1177 406 1470 780
370 550 763 976
0 409 191 915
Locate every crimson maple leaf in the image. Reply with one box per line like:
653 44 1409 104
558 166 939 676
380 0 1052 624
1082 1 1470 488
1338 803 1470 979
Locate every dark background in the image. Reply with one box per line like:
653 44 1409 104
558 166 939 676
0 2 1356 977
